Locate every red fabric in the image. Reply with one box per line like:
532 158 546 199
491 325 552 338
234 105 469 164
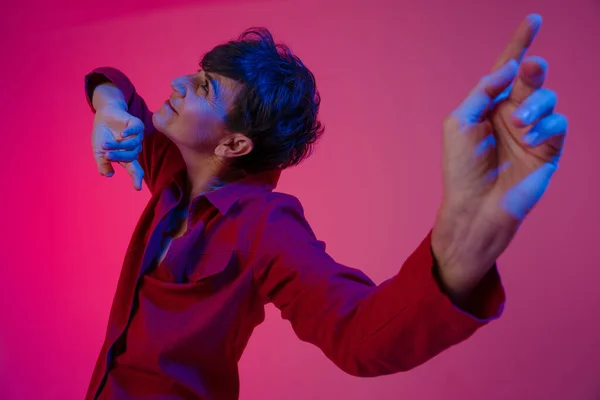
84 67 506 400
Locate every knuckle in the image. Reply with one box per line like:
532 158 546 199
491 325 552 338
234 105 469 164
541 88 557 102
556 113 568 130
545 113 567 131
134 118 145 128
529 55 548 69
443 114 460 131
478 76 490 88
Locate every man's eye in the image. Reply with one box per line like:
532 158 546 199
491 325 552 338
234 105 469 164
195 79 208 94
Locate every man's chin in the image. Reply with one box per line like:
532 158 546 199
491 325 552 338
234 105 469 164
151 113 182 145
152 112 168 134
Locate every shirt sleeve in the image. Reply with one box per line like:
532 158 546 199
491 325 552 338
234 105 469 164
252 193 505 377
84 67 184 194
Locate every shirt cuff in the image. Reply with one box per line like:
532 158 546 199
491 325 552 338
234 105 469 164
411 231 505 327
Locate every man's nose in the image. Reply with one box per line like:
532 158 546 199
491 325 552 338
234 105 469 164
170 78 187 96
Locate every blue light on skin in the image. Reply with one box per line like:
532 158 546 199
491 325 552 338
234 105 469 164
472 129 557 219
475 56 563 220
474 134 497 158
502 161 558 220
473 135 510 183
472 123 561 220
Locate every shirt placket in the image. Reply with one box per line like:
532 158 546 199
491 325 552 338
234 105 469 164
95 186 182 399
159 196 217 283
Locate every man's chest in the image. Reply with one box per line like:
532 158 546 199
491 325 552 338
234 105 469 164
142 196 247 284
155 206 189 266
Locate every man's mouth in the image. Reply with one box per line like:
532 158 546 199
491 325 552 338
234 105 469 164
166 99 177 114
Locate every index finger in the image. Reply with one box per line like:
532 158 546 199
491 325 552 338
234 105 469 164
491 14 542 72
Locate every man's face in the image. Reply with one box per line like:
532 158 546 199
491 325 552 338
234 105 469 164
153 70 242 153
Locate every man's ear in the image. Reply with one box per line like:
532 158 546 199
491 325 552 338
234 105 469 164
214 133 253 158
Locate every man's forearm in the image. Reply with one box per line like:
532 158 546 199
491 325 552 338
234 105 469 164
92 83 128 112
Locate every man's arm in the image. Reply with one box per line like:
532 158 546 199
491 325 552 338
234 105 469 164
91 82 127 112
251 193 504 377
85 67 184 194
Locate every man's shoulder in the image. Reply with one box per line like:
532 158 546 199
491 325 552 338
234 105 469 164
238 190 305 215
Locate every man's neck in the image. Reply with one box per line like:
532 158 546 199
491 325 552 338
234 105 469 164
179 149 245 200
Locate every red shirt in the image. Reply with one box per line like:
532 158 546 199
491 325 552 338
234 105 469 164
84 67 506 400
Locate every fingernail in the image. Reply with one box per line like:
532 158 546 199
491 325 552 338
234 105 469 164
516 109 532 125
106 172 114 177
523 131 538 146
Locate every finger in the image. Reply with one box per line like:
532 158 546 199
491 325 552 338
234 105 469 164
105 148 140 162
122 117 145 138
95 154 115 177
509 55 548 105
118 159 144 191
128 160 145 191
489 16 542 108
491 14 542 72
502 162 557 221
453 59 519 123
102 134 142 150
512 87 556 128
522 113 567 149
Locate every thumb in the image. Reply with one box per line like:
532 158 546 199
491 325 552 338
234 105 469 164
122 117 145 139
95 153 115 177
122 160 145 191
501 162 557 220
452 59 519 123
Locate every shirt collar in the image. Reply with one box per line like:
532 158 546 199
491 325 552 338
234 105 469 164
174 169 282 216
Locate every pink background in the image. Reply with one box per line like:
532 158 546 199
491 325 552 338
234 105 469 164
1 0 599 398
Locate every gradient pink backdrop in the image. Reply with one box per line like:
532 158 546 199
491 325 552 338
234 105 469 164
1 0 599 398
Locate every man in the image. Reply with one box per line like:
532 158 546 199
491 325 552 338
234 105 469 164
84 14 567 399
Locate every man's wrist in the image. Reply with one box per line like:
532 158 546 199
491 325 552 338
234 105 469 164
431 209 498 302
92 83 127 113
431 255 473 307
